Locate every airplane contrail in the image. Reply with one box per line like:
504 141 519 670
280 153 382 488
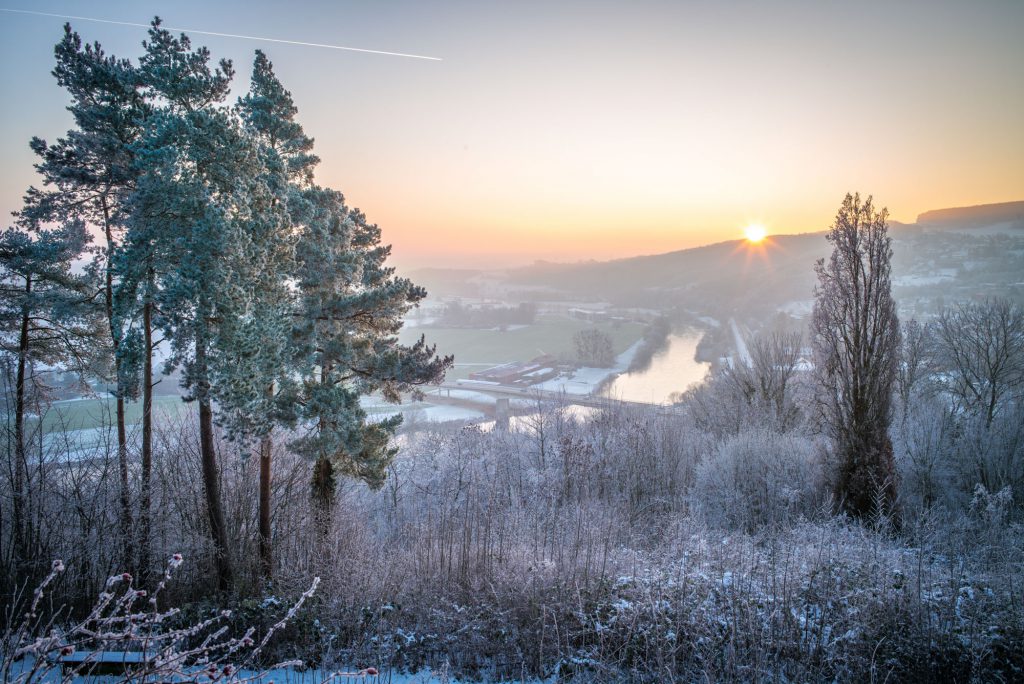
0 7 442 61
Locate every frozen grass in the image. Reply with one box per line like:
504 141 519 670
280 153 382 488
4 390 1023 681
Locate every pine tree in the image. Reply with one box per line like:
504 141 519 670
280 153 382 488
19 19 453 591
22 24 148 565
131 18 243 590
288 188 452 536
235 50 316 579
0 220 96 567
811 193 901 519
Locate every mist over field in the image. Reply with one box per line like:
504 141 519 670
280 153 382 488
2 3 1023 683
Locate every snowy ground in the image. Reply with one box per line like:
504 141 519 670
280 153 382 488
893 272 956 287
8 659 551 683
41 426 133 462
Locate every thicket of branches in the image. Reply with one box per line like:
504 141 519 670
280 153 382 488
1 365 1021 680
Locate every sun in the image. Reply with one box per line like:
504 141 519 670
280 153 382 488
744 223 767 243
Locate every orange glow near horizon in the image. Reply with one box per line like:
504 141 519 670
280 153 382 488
1 2 1022 270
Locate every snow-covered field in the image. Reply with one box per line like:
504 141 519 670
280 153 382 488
530 340 642 396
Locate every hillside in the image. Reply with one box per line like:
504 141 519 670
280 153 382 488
408 201 1024 323
502 232 828 314
917 200 1024 231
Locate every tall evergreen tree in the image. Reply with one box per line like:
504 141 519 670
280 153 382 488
130 19 244 590
17 20 453 591
0 220 96 567
288 188 452 533
235 50 316 579
21 25 148 562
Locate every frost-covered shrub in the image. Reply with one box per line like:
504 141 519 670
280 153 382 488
694 429 824 530
894 399 959 514
954 405 1024 511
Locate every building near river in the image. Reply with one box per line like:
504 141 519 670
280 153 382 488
468 355 559 386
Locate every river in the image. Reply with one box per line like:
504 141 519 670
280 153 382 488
600 331 710 405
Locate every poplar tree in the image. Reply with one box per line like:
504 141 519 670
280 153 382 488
811 193 901 519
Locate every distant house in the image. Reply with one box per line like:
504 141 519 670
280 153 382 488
568 308 609 323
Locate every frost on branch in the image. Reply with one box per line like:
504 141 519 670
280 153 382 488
1 555 319 683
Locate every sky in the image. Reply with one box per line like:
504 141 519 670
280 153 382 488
1 0 1022 269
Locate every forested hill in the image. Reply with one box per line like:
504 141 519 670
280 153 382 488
917 200 1024 229
503 232 827 311
408 200 1024 316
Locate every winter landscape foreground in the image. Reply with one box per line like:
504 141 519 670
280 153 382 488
4 401 1024 682
3 5 1024 683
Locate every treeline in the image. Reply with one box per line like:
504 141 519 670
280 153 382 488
687 296 1024 521
0 19 450 594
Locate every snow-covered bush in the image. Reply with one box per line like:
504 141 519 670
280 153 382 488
954 405 1024 510
693 429 824 530
894 398 959 515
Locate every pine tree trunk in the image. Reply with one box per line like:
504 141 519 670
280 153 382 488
310 366 335 546
196 342 233 591
101 199 132 568
139 293 154 581
311 456 335 544
116 393 130 560
258 430 272 580
11 275 31 566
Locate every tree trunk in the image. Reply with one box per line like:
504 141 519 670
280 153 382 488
835 431 898 520
258 429 272 580
310 366 336 545
196 342 233 591
138 292 154 581
311 456 335 543
101 198 132 567
11 275 31 565
116 395 130 560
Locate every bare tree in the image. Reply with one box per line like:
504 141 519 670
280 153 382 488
811 193 901 518
896 318 932 423
935 298 1024 428
725 330 804 431
574 328 615 367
